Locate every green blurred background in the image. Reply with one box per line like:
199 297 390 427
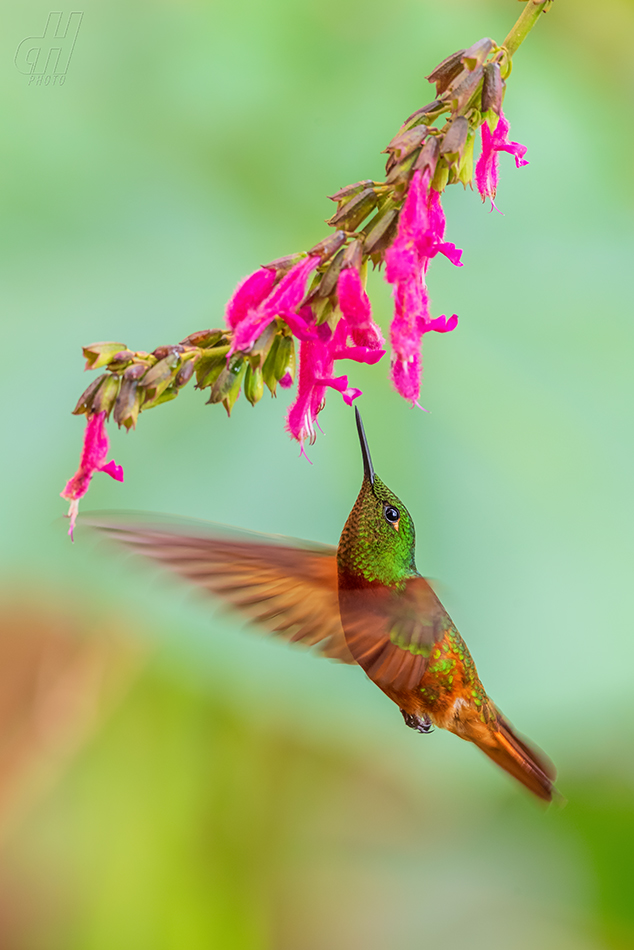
1 0 633 946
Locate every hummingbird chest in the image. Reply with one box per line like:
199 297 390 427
337 578 489 726
415 630 489 724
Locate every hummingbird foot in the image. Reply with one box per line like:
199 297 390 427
400 709 434 734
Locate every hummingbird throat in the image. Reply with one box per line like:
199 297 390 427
337 474 417 588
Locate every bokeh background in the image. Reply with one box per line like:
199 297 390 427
1 0 633 946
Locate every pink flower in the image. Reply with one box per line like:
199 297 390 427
385 171 463 281
427 190 463 266
285 318 384 454
225 267 277 329
60 411 124 540
389 270 458 404
384 169 461 403
229 256 320 354
475 110 528 207
285 338 333 453
337 266 385 351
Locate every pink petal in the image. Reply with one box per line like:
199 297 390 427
314 373 348 392
391 275 430 354
231 256 319 354
60 412 123 540
342 387 362 406
225 267 277 330
285 339 325 445
399 170 428 242
313 374 363 408
424 314 458 334
332 345 385 365
264 255 320 316
475 110 528 203
231 313 275 355
385 240 418 285
435 242 463 267
337 267 371 326
391 352 421 403
336 268 385 351
428 189 446 243
99 459 125 482
350 323 385 350
281 305 318 342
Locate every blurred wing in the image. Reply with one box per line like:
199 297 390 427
84 513 354 663
339 576 449 693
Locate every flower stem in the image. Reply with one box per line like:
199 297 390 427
503 1 552 58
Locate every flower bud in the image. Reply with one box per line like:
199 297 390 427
72 374 107 415
262 335 282 395
326 187 378 231
413 136 440 176
113 377 141 429
139 353 181 406
274 335 295 388
457 132 476 187
151 344 184 361
155 386 179 407
307 231 347 263
385 151 419 191
265 252 305 277
426 49 465 95
447 66 483 112
124 363 147 380
461 37 495 71
384 125 427 171
108 350 135 370
362 207 398 255
441 117 469 166
482 62 503 115
431 160 449 193
307 249 345 302
207 357 245 406
141 352 179 381
221 361 247 416
174 358 195 388
195 345 230 388
91 374 121 417
311 296 334 327
248 320 279 368
82 342 127 371
244 364 264 406
342 239 363 272
328 180 374 204
179 329 225 348
398 101 443 133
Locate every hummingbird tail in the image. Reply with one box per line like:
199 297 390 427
474 715 556 802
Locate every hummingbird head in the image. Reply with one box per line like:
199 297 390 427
337 408 417 588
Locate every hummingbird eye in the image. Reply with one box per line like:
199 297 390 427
384 505 400 525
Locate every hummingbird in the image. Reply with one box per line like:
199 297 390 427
89 408 555 801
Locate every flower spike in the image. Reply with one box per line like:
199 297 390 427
63 2 550 522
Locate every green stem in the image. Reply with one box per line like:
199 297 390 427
460 1 551 118
503 0 552 58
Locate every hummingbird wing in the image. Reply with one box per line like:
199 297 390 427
83 513 354 663
339 576 448 693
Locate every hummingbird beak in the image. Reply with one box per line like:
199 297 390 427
354 406 375 486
